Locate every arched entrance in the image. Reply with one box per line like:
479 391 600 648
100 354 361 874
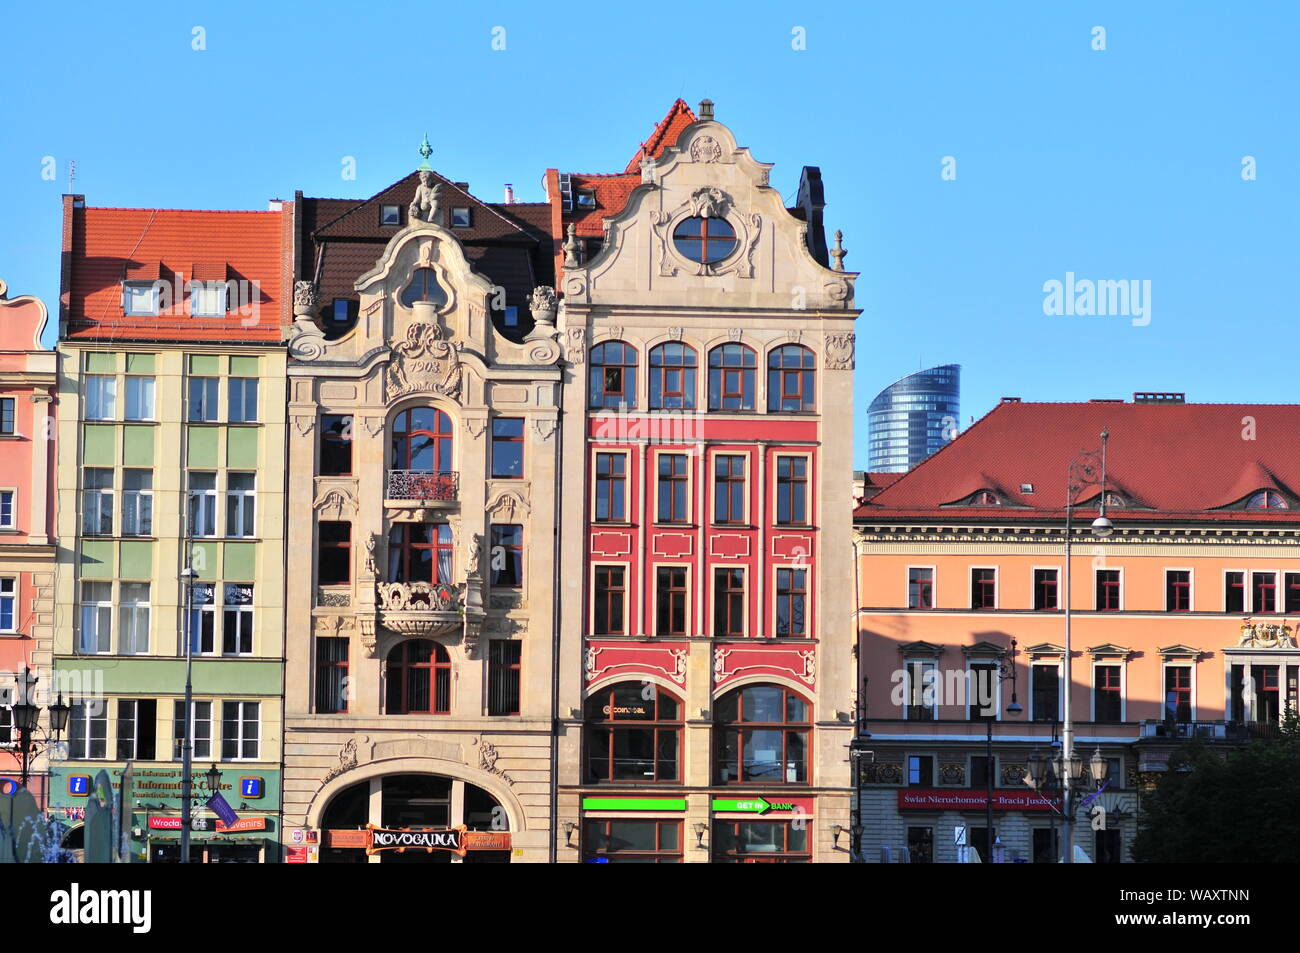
319 773 510 864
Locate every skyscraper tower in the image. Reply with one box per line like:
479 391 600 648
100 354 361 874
867 364 960 472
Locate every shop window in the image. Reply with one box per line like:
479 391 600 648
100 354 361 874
907 826 934 863
713 821 809 863
707 343 755 410
385 639 451 715
1096 829 1122 864
715 684 810 784
585 682 681 782
1033 828 1058 864
584 820 681 863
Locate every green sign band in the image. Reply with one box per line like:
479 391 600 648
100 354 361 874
581 797 687 812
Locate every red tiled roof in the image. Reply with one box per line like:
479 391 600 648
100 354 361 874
855 401 1300 523
567 173 641 238
623 98 697 173
65 205 286 343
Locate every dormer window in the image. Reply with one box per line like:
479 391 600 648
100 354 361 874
972 491 1000 506
380 204 401 226
190 282 228 317
1103 492 1125 508
400 268 448 309
123 281 160 316
1246 491 1288 510
576 190 597 209
450 207 471 228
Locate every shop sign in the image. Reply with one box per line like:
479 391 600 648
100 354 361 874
580 797 687 812
148 816 214 831
897 789 1060 812
286 845 308 864
216 817 268 833
322 825 513 855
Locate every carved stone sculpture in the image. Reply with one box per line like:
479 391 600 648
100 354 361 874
408 170 443 223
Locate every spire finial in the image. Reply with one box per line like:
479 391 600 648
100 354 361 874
830 229 847 272
417 134 433 171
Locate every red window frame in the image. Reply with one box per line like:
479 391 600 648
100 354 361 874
971 568 996 610
648 342 697 410
1252 572 1277 613
584 683 683 784
391 407 453 472
1286 572 1300 614
908 568 934 609
583 819 682 863
387 523 453 584
1096 570 1121 611
713 821 811 863
1226 571 1245 612
714 685 811 785
1033 569 1058 610
767 345 816 412
385 639 451 715
590 341 638 409
314 636 349 714
707 344 756 411
1094 665 1122 722
1165 570 1191 612
1164 666 1192 723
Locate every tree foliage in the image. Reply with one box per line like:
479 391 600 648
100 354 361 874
1132 714 1300 862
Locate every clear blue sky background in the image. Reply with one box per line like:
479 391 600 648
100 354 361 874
2 2 1296 468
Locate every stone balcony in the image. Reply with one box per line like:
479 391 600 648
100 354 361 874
376 580 464 638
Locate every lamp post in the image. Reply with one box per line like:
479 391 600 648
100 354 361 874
1026 744 1110 860
10 665 71 791
981 640 1022 861
179 564 197 863
1060 430 1112 863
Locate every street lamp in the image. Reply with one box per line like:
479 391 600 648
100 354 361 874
981 640 1021 861
1060 429 1111 863
205 764 222 795
9 666 71 791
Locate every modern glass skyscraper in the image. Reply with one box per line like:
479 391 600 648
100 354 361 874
867 364 960 472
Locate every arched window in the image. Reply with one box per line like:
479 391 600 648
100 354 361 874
648 342 697 410
1246 491 1288 510
708 344 756 410
392 407 453 471
399 268 448 309
388 523 454 585
385 639 451 714
590 341 638 409
672 216 738 264
767 345 816 412
715 684 810 784
584 682 682 783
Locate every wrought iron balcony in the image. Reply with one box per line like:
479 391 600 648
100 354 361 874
376 580 464 638
386 469 459 501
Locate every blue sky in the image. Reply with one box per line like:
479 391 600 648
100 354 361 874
2 2 1296 468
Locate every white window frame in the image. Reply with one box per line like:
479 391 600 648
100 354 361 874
1030 660 1064 722
652 448 693 524
0 489 15 530
228 378 258 423
78 580 112 654
965 657 1003 720
188 582 216 655
590 562 631 637
84 375 117 420
772 452 812 527
222 583 254 656
450 206 472 228
124 375 155 421
901 658 939 721
189 281 228 317
651 562 691 637
225 473 256 538
1161 661 1197 722
187 472 218 538
118 581 151 655
121 470 153 537
712 451 750 525
220 700 260 761
906 564 937 610
122 281 159 316
772 563 809 638
1163 567 1195 612
0 396 15 435
1093 566 1124 611
115 698 156 760
67 698 108 760
1031 565 1061 611
711 563 747 638
0 577 15 632
82 468 114 537
188 377 220 422
173 699 212 760
1091 660 1127 722
590 449 631 523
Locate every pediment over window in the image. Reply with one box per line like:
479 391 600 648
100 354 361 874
1157 644 1203 660
897 640 944 658
961 640 1010 658
1087 642 1134 659
1024 642 1066 658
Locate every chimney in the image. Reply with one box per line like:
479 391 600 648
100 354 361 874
698 99 714 120
504 183 515 204
267 198 283 211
